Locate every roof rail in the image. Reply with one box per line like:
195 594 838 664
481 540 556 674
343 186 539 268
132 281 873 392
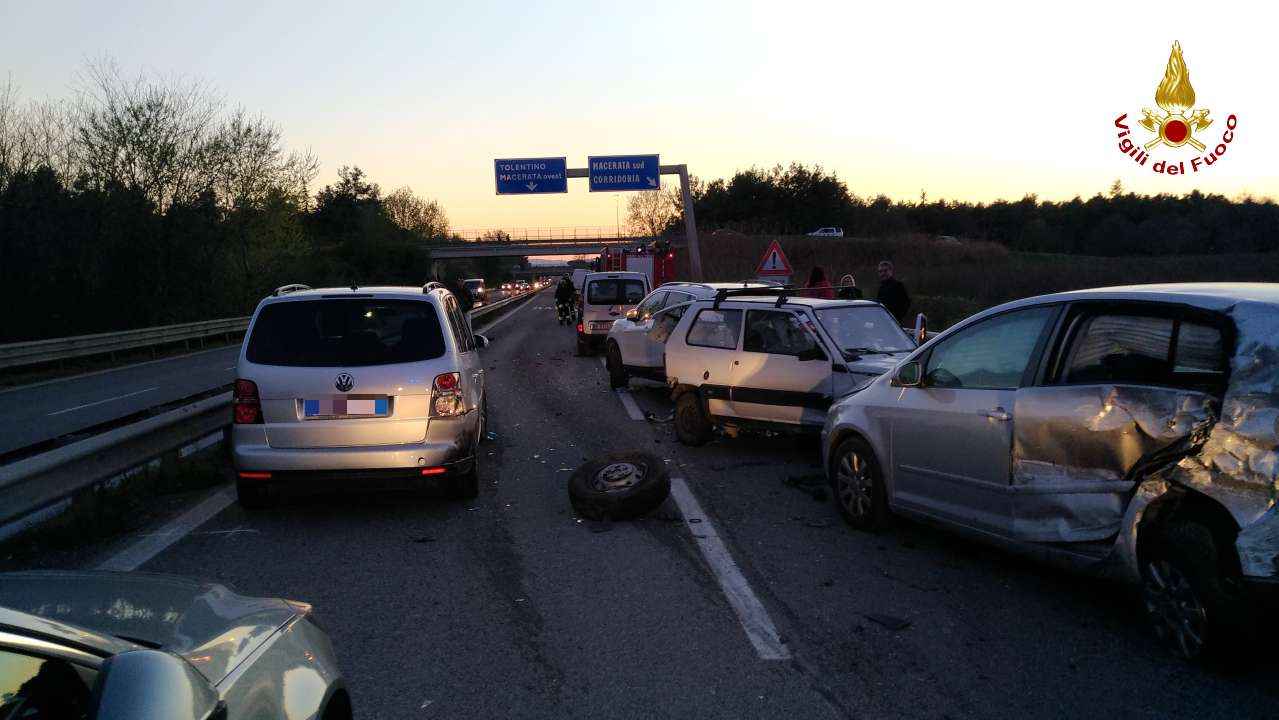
423 281 447 293
273 284 312 296
712 285 793 309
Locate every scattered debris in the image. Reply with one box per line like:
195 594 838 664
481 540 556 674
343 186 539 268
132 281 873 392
803 519 832 528
864 613 912 631
783 474 829 501
645 410 675 423
687 518 703 524
485 431 498 441
410 535 436 543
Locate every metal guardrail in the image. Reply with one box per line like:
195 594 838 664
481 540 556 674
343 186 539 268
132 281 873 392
0 317 251 371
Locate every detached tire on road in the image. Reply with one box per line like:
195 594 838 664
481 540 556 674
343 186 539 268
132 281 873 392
606 342 628 389
568 452 670 521
674 392 712 446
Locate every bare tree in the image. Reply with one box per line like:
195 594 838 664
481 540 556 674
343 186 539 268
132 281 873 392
384 186 449 239
70 59 222 209
626 188 678 237
200 109 318 210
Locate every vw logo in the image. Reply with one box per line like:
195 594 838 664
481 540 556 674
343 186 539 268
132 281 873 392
334 373 354 392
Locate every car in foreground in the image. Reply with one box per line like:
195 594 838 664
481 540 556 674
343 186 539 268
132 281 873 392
232 283 489 506
576 271 649 355
605 281 774 387
821 282 1279 661
662 288 916 444
0 570 348 719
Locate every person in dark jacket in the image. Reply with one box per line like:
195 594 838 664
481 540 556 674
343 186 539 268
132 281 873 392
836 273 863 300
875 260 911 324
801 266 836 299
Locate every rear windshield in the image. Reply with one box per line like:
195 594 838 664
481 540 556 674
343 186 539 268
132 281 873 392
586 279 646 305
246 299 446 367
464 280 484 290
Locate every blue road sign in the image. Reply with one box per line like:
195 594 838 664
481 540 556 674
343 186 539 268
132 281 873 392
494 157 567 194
588 154 660 192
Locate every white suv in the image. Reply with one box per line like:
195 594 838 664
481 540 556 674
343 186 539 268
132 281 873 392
662 289 916 444
604 282 772 388
231 284 489 506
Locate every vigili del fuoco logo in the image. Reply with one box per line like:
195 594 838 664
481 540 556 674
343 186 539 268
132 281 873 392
1114 41 1237 175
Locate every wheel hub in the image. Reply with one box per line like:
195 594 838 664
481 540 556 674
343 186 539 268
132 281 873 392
591 462 645 493
836 452 872 517
1142 560 1207 659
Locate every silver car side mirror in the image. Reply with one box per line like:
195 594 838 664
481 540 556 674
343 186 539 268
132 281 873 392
892 360 922 387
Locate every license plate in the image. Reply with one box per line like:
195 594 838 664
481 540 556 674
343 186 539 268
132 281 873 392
303 396 389 418
591 321 613 332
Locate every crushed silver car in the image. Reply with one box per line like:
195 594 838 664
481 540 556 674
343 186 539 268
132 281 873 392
0 570 349 719
822 282 1279 660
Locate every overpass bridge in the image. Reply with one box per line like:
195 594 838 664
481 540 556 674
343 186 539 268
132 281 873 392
425 228 662 259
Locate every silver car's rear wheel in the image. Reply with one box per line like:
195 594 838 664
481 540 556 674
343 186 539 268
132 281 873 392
1142 558 1208 660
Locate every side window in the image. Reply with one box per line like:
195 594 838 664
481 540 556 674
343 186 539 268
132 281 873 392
636 292 666 320
926 306 1055 390
0 649 97 719
648 304 688 344
743 310 819 356
662 292 693 309
443 297 473 353
687 309 742 350
1062 315 1171 384
1057 312 1225 390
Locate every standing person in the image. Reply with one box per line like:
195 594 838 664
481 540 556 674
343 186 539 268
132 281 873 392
802 266 836 299
875 260 911 325
836 273 863 300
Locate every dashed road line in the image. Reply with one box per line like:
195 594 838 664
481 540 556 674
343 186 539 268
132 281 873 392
668 477 792 660
600 357 647 420
96 487 236 571
47 386 158 416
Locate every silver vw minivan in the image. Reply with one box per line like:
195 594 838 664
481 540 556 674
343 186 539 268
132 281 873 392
231 284 488 506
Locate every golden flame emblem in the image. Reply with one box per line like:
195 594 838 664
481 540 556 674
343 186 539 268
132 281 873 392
1140 42 1212 151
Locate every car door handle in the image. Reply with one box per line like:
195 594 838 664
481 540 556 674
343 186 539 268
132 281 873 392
980 408 1012 421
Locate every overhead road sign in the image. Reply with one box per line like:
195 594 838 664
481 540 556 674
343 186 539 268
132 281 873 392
494 157 568 194
588 154 660 192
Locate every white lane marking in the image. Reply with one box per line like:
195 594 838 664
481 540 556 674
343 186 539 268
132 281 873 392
473 292 538 335
600 357 648 420
615 390 645 421
96 487 236 571
225 366 236 371
47 386 159 416
668 478 792 660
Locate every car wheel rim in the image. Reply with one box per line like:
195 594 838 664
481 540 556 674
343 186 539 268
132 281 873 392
836 451 873 519
1142 559 1207 659
590 462 646 493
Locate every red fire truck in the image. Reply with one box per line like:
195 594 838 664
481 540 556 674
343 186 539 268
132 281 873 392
598 239 677 287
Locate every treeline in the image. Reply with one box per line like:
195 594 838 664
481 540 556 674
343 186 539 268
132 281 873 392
0 63 454 343
682 164 1279 255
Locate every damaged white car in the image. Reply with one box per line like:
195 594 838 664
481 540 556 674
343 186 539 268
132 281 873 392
821 283 1279 661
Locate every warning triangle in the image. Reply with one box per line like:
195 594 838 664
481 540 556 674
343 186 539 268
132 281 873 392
755 239 793 275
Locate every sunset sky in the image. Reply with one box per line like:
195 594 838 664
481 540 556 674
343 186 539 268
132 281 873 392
3 0 1274 232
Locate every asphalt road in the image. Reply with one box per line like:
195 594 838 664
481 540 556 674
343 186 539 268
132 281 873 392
0 346 239 455
40 286 1279 718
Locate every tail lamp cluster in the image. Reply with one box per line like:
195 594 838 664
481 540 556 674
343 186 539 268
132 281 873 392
431 372 464 417
234 379 262 424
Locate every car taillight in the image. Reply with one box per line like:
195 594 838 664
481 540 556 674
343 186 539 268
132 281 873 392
576 323 584 333
431 372 464 417
234 378 262 424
